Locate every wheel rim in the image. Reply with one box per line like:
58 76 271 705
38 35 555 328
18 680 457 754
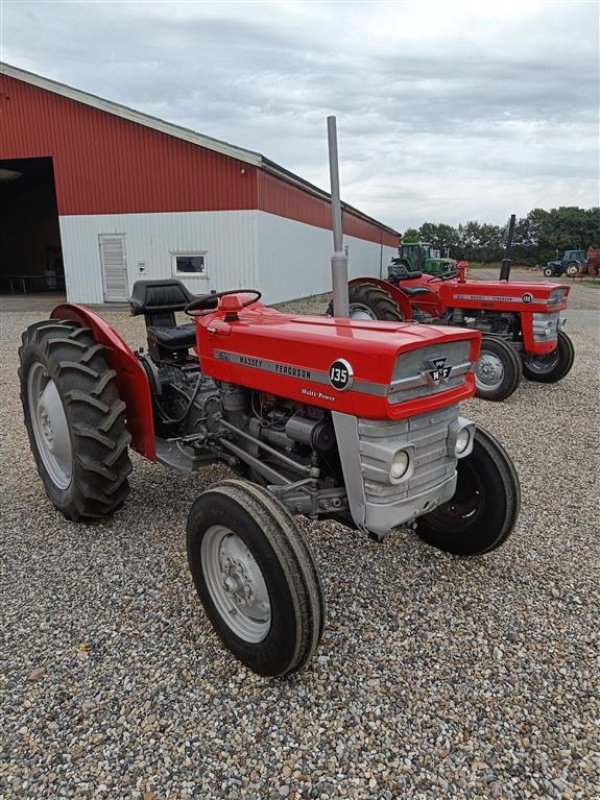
201 525 271 643
349 302 377 320
28 362 73 490
524 349 560 374
425 461 483 531
474 351 505 392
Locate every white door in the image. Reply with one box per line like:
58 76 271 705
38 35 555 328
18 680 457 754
99 234 128 302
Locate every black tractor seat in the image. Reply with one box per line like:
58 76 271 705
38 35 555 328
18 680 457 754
130 278 210 318
388 263 423 282
129 279 216 357
147 323 197 351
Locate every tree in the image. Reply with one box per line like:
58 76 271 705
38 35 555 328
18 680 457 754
401 228 420 242
400 207 598 265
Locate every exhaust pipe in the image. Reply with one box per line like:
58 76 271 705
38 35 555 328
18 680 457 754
499 213 516 282
327 116 349 317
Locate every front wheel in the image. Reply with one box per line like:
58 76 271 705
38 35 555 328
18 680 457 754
474 336 522 401
543 267 554 278
415 427 520 556
522 330 575 383
187 480 325 677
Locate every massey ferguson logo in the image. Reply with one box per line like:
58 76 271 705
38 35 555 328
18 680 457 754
423 357 452 386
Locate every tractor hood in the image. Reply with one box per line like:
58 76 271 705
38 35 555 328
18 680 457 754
196 304 480 420
439 280 570 312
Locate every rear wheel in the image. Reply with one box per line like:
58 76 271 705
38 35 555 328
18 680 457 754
522 330 574 383
415 427 520 556
565 262 579 277
19 321 132 520
327 284 404 321
474 336 522 401
187 480 325 677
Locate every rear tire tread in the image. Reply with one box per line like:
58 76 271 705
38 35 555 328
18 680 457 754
19 321 132 521
349 284 404 321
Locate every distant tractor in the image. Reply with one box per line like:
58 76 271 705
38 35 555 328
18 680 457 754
543 249 586 278
334 216 575 402
391 241 456 278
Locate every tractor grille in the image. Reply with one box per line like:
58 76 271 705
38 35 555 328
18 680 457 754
532 311 561 342
388 340 473 404
547 288 568 308
358 404 458 504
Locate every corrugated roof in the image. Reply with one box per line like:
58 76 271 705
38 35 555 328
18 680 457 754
0 62 399 236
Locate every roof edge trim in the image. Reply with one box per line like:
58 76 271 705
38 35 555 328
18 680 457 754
0 61 263 167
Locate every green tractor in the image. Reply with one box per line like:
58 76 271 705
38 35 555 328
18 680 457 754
389 241 457 278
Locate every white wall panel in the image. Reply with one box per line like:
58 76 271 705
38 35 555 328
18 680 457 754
59 210 258 304
58 208 396 305
256 212 397 304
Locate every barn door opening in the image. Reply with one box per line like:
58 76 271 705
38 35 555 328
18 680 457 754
99 234 128 302
0 156 64 296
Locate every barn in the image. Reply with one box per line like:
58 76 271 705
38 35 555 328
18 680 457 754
0 63 399 305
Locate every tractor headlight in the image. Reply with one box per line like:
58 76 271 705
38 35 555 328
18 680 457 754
390 449 410 480
455 428 471 455
448 417 475 459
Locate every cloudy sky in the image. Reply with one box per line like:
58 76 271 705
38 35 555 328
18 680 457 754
1 0 597 230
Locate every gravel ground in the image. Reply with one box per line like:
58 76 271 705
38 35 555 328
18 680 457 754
1 293 599 799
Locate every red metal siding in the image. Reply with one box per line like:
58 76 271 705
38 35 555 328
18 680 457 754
0 74 258 216
0 73 397 247
258 171 398 247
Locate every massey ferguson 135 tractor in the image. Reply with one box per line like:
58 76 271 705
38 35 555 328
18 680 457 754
18 121 520 677
341 216 574 401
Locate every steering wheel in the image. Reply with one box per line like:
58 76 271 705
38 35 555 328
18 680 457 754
185 289 262 317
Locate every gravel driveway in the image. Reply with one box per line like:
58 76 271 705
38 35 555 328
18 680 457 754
1 293 598 799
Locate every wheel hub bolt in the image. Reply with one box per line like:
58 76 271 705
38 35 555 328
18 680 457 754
40 408 53 442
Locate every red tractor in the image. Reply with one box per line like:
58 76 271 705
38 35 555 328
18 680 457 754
577 248 600 278
17 122 520 676
18 282 520 676
341 217 574 401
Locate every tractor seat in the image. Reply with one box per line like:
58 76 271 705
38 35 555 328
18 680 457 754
388 264 423 282
129 279 216 354
147 323 197 350
129 279 201 316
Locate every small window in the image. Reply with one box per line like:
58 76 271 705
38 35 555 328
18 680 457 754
172 252 207 276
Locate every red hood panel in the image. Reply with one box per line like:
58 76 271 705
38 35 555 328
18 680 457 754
440 279 570 311
196 306 480 419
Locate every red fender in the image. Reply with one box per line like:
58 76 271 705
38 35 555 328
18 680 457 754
51 304 156 461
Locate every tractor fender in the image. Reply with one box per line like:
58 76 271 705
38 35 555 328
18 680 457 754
348 277 414 320
50 303 156 461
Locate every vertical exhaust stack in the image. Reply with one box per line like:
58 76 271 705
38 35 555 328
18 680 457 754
327 116 349 317
499 213 516 282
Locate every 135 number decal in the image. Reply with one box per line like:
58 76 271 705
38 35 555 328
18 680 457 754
329 359 354 391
